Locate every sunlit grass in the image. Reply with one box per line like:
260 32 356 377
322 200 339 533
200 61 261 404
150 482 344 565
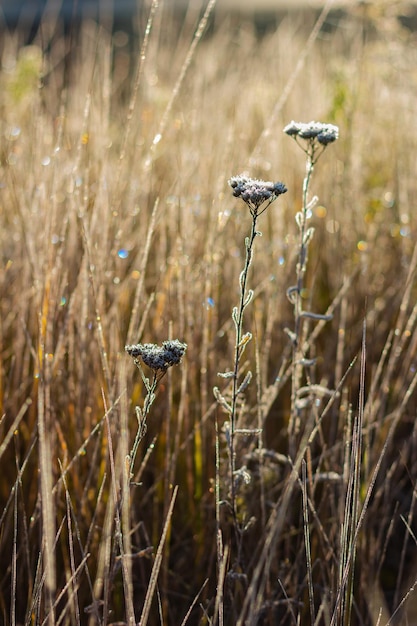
1 2 417 624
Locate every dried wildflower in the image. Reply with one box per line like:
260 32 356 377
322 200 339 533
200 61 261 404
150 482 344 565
161 339 188 366
283 121 339 146
316 126 339 145
229 174 287 214
125 339 187 372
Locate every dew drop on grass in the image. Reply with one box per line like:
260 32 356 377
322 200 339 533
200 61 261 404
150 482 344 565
118 248 129 259
384 191 395 208
9 126 21 140
205 297 215 309
60 296 67 306
278 256 285 266
41 156 51 166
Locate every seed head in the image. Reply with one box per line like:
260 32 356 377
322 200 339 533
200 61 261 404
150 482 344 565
125 339 187 372
229 174 287 214
283 121 339 146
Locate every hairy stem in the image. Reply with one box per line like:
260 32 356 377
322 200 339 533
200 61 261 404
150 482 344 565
229 214 258 522
289 149 315 456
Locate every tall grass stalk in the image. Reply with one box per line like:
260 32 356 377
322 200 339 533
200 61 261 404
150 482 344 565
301 459 315 626
337 322 366 626
138 485 178 626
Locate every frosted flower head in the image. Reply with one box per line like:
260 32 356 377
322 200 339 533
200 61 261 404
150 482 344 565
125 339 187 372
283 121 339 146
229 174 287 215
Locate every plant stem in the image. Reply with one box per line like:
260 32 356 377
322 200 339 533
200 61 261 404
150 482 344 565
229 213 258 519
129 371 159 477
289 149 315 456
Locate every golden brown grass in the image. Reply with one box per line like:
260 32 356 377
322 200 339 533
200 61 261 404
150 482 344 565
1 2 417 624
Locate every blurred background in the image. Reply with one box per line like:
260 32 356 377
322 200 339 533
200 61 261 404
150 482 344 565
2 0 417 34
2 0 417 624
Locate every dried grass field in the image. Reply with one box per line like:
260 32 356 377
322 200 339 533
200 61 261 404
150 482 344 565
1 1 417 624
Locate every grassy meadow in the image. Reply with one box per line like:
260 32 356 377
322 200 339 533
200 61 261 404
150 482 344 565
1 1 417 624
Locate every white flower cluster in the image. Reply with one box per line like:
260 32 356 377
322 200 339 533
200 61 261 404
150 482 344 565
229 174 287 213
284 121 339 145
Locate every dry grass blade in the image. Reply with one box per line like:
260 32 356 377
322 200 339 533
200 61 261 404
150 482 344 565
335 320 366 626
147 0 218 156
41 555 90 626
179 578 209 626
250 0 335 166
115 0 160 191
212 543 229 626
138 485 179 626
384 577 417 626
301 460 315 626
11 466 18 626
37 377 56 625
0 398 31 462
2 3 417 624
126 198 159 344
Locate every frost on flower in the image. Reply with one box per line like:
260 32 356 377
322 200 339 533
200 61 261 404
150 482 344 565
228 174 287 213
283 121 339 146
125 339 187 371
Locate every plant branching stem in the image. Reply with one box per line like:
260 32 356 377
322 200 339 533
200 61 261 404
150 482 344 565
129 371 160 477
229 214 258 520
289 149 316 456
